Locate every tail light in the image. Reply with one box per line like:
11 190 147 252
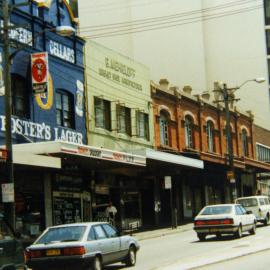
62 246 86 256
24 249 44 261
24 250 31 262
195 219 233 226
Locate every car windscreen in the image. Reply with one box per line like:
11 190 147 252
36 226 87 244
200 206 232 215
236 198 258 207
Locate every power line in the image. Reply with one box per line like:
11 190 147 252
82 4 262 39
79 0 259 31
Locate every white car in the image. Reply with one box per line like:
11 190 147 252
235 196 270 225
194 204 256 241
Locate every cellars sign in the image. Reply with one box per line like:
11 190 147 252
0 115 83 144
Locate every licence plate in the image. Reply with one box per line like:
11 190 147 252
46 249 61 256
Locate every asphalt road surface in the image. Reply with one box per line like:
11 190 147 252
104 224 270 270
198 249 270 270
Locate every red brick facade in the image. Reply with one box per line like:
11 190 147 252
151 80 255 165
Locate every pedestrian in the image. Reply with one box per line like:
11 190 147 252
105 201 117 226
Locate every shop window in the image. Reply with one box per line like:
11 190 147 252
206 121 215 152
241 129 249 157
185 115 194 148
56 90 74 128
159 110 170 146
94 97 111 131
11 74 29 118
117 105 131 136
136 111 149 140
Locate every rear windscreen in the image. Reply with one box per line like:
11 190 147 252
236 198 258 207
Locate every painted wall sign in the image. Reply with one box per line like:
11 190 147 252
49 40 75 63
0 115 83 144
99 57 143 91
31 52 49 94
61 144 146 166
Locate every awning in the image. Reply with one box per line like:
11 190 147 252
133 148 204 169
13 141 146 168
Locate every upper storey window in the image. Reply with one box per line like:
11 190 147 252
159 110 170 146
206 121 215 153
265 0 270 24
241 129 249 157
94 97 111 131
11 74 29 118
185 115 194 148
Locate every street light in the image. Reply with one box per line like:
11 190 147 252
2 0 75 225
213 78 265 202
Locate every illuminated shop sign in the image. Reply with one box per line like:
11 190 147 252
0 115 83 144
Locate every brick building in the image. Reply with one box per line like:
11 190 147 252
151 79 270 222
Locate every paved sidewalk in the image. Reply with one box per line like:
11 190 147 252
131 223 193 241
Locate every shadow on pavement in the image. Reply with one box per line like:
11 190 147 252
191 233 252 243
104 263 126 269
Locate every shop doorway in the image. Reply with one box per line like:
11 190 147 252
141 189 155 227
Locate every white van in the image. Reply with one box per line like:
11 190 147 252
235 196 270 225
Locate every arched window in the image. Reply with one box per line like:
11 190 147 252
185 115 194 148
206 121 215 152
242 129 249 157
159 110 170 146
56 90 74 128
11 74 29 118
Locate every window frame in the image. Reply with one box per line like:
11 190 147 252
185 115 194 148
117 105 131 136
241 129 249 157
56 90 74 129
11 73 29 118
137 111 149 140
94 97 111 131
159 110 170 146
206 120 215 153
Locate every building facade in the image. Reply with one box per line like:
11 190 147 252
151 79 270 222
0 0 86 241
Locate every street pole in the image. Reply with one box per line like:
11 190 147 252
222 84 237 202
2 0 15 226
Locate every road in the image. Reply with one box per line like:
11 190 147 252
104 224 270 270
198 249 270 270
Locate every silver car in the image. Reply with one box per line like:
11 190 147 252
25 222 140 270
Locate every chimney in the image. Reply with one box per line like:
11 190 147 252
159 78 169 90
182 85 192 94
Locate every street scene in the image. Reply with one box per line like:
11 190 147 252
1 0 270 269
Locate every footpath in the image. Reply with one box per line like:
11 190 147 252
131 224 270 270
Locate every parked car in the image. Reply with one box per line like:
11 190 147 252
25 222 140 270
194 204 256 241
235 195 270 225
0 213 25 270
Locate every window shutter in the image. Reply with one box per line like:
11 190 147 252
116 104 120 131
136 110 140 137
126 107 131 136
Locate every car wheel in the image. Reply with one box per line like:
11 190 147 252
125 246 136 266
92 256 102 270
249 223 256 235
235 225 242 238
197 233 206 241
264 215 269 226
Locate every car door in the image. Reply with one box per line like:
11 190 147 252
102 224 121 262
92 225 111 264
239 205 254 229
235 205 248 231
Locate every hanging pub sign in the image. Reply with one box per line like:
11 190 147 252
31 52 49 95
